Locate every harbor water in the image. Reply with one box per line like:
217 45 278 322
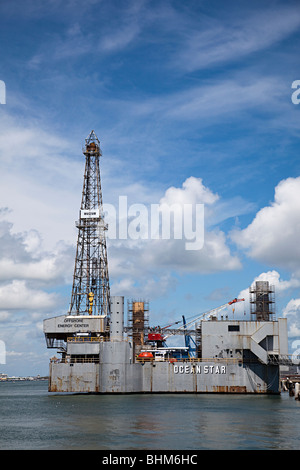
0 380 299 450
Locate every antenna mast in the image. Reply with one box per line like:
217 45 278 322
69 130 110 316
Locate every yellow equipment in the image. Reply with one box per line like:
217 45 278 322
88 292 94 315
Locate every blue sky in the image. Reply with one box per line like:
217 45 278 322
0 0 300 376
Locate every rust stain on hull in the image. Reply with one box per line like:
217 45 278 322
212 385 247 393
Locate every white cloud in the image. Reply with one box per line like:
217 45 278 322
0 114 83 249
0 215 72 345
0 257 61 282
160 176 219 206
100 22 140 53
106 75 288 134
283 299 300 339
231 177 300 272
0 311 10 322
164 78 283 121
108 176 242 299
0 219 74 284
25 0 146 66
0 280 58 310
284 298 300 317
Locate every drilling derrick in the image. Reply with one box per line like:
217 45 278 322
69 130 110 316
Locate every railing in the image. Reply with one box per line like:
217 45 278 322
67 337 103 343
136 356 243 364
267 354 300 365
50 357 100 364
67 336 131 343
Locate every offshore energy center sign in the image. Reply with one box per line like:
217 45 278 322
58 317 91 329
47 314 106 335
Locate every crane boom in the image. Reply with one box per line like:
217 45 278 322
163 298 245 339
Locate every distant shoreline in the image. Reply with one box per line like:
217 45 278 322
0 376 48 382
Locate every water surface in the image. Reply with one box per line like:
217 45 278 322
0 381 299 450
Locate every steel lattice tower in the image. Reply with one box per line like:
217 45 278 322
69 130 111 316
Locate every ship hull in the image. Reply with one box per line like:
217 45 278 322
48 342 280 394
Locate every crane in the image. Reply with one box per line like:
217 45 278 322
228 298 245 306
182 315 189 349
182 315 197 357
163 298 245 340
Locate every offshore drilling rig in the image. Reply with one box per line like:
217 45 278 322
43 131 291 394
69 130 110 318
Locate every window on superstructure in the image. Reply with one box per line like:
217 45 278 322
228 325 239 332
